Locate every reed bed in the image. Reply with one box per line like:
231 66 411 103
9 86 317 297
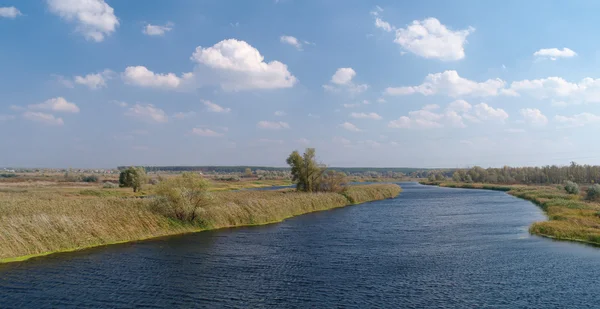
0 183 400 262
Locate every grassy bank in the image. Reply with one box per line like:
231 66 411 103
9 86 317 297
421 181 600 246
0 183 400 263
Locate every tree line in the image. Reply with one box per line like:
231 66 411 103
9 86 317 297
446 162 600 185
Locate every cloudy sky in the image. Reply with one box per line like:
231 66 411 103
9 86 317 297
1 0 600 168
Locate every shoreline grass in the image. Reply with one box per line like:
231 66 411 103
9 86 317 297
421 181 600 246
0 183 401 264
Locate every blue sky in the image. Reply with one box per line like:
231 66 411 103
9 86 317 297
2 0 600 168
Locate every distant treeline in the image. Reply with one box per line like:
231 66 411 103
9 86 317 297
447 162 600 184
120 166 431 175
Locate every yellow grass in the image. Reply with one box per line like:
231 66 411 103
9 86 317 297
0 183 401 263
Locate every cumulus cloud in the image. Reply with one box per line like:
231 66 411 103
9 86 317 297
555 113 600 127
520 108 548 126
203 100 231 113
29 97 79 113
506 76 600 103
46 0 119 42
394 18 474 61
0 6 21 18
122 66 188 89
323 68 369 95
340 122 362 132
388 101 507 129
533 48 577 60
280 35 302 50
350 112 382 120
143 22 173 36
74 69 113 89
385 70 507 97
23 112 64 126
125 104 168 123
191 128 223 137
257 121 289 130
191 39 297 91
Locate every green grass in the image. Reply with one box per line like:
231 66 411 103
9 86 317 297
0 183 400 263
422 181 600 246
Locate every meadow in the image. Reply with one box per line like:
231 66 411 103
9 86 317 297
421 181 600 246
0 179 401 263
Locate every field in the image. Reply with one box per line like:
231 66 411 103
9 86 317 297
0 179 401 263
421 182 600 246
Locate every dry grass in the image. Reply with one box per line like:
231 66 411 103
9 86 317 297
0 183 400 262
423 181 600 246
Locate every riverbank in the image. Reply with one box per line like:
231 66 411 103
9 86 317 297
0 183 401 263
421 181 600 246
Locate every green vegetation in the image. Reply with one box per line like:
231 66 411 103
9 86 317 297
565 181 580 195
0 174 400 263
422 181 600 246
586 184 600 201
119 167 147 192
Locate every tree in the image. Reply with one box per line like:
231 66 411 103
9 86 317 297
564 181 580 195
320 170 348 193
152 173 212 222
587 184 600 201
244 168 253 178
119 167 146 192
286 148 326 192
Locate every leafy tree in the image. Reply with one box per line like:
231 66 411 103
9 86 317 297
320 170 348 193
564 181 580 195
82 175 99 183
244 168 253 178
152 173 212 222
286 148 326 192
119 167 146 192
587 184 600 201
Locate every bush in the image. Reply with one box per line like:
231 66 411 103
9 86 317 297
149 178 160 185
82 175 99 183
564 181 580 195
103 182 119 189
152 173 212 223
586 184 600 201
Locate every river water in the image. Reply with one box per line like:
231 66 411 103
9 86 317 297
2 182 600 308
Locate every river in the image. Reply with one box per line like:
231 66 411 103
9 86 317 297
2 182 600 308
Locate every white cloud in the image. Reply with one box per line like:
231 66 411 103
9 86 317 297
377 98 386 103
324 68 369 95
112 100 128 107
52 74 75 88
385 70 507 97
122 66 187 89
533 48 577 60
125 104 168 123
394 18 474 61
506 76 600 103
257 121 289 130
375 18 392 32
350 112 382 120
472 103 508 122
308 113 320 119
29 97 79 113
0 6 21 18
370 5 383 16
505 128 526 133
388 101 507 129
23 112 64 126
191 128 223 137
340 122 362 132
343 103 361 108
332 136 351 146
520 108 548 126
257 138 284 144
173 111 196 119
274 110 286 116
47 0 119 42
143 22 173 36
191 39 297 91
203 100 231 113
280 35 302 50
555 113 600 127
74 69 113 89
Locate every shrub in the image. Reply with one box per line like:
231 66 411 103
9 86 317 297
564 181 580 195
586 184 600 201
152 173 212 223
149 178 160 185
103 182 119 189
82 175 99 183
